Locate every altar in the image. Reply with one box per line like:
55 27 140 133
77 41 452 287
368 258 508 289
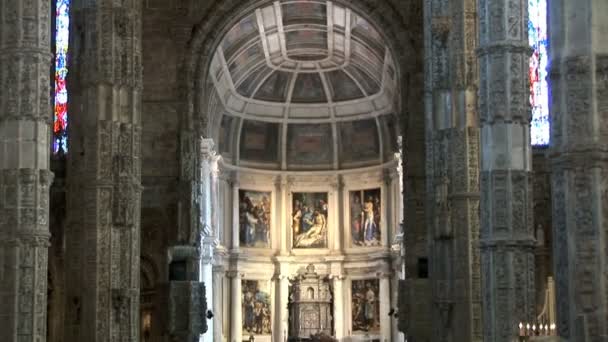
288 265 333 341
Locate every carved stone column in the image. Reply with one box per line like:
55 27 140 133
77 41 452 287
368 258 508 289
332 275 345 339
64 1 142 341
199 138 220 342
0 1 53 341
228 271 242 342
477 0 536 340
425 0 481 341
277 262 290 342
279 175 292 254
212 265 225 342
548 1 608 339
330 176 344 253
379 273 392 339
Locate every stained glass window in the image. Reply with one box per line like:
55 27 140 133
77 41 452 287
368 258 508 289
528 0 549 146
54 0 70 154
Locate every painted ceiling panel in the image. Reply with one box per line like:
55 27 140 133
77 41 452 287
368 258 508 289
253 70 292 102
291 73 327 103
326 70 364 102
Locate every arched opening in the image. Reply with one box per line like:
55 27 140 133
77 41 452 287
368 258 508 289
184 1 424 341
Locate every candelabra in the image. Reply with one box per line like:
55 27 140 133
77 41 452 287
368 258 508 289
518 322 557 340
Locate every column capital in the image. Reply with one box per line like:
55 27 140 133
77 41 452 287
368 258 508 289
200 138 221 164
276 174 294 189
225 270 243 279
329 274 346 281
329 175 344 191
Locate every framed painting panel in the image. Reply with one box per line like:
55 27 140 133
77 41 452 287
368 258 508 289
351 279 380 334
242 279 272 335
239 190 271 248
349 188 381 246
292 192 328 248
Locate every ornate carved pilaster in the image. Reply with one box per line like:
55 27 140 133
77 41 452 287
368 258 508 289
477 0 535 340
549 1 608 339
64 1 142 341
0 1 53 341
424 0 481 341
199 138 219 342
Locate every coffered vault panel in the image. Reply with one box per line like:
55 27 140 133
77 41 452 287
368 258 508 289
209 0 398 121
208 1 401 171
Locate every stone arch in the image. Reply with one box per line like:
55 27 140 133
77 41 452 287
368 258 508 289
140 255 159 291
181 0 422 142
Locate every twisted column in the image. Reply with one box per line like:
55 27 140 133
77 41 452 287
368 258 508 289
0 1 53 341
477 0 535 340
549 0 608 339
64 0 142 341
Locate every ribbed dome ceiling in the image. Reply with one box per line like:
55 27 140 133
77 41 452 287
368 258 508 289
209 0 398 121
209 1 400 171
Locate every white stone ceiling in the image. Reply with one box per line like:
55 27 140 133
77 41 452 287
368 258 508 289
209 0 398 123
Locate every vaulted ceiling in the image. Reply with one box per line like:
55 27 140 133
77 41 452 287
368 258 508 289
209 0 398 121
208 0 401 170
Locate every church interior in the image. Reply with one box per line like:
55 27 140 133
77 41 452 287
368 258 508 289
0 0 606 341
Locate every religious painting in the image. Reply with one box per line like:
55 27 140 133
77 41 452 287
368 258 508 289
292 192 328 248
287 124 333 167
239 190 271 248
351 279 380 333
242 280 272 335
339 119 380 164
349 189 381 246
239 120 280 163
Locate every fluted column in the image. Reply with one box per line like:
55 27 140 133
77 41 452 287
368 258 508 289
477 0 535 340
228 271 242 342
548 1 608 339
0 1 53 342
63 0 142 341
425 0 481 340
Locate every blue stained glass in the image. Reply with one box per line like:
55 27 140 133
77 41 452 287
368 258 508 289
54 0 70 154
528 0 550 146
